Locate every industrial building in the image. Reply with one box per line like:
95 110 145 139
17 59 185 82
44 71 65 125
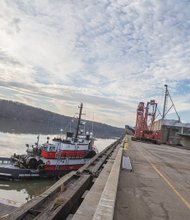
152 119 190 148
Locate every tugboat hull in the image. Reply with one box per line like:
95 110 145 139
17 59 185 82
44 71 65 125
0 157 84 180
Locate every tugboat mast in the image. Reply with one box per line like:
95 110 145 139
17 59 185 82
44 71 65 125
75 103 83 140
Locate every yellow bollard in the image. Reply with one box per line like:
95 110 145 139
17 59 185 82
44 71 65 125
124 142 128 150
123 136 128 150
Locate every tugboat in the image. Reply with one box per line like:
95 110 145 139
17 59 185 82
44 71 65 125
0 103 97 179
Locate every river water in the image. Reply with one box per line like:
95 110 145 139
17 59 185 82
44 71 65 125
0 132 115 207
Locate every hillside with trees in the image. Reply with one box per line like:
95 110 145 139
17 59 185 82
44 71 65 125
0 99 124 138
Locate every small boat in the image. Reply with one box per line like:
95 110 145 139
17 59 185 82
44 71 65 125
0 103 98 180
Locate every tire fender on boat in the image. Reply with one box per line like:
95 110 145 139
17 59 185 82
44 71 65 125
46 160 51 165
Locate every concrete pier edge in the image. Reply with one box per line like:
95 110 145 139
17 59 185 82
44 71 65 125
92 146 123 220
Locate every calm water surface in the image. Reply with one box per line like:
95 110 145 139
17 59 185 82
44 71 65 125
0 132 115 207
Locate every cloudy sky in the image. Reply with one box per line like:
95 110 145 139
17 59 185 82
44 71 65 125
0 0 190 127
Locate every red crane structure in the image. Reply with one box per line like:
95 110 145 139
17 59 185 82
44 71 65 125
132 85 181 144
132 100 160 144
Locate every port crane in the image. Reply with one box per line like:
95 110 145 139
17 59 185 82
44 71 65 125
132 99 159 144
132 85 180 144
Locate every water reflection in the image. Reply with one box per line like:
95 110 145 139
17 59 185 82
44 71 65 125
0 179 56 207
0 132 52 157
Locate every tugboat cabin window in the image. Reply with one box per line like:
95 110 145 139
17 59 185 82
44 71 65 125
48 145 56 152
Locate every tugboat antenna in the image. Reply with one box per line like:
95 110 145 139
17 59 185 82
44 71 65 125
92 112 94 134
37 135 40 146
75 103 83 140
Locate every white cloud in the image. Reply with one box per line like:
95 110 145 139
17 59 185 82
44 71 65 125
0 0 190 127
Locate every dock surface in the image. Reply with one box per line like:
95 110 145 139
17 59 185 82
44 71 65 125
114 138 190 220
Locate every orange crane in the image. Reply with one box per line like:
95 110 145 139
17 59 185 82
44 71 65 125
132 100 159 144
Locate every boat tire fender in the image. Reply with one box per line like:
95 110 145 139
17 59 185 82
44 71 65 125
46 160 51 165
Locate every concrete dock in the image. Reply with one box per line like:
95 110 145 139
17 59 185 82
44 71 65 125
114 137 190 220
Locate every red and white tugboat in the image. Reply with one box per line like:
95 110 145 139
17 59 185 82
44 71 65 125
0 103 97 179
